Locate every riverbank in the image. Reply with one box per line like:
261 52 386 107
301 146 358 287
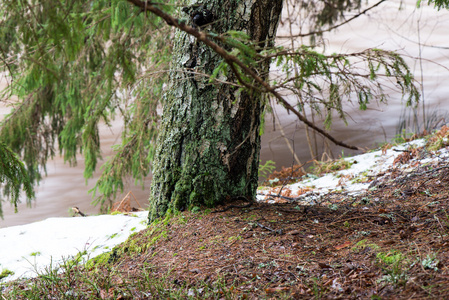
1 126 449 299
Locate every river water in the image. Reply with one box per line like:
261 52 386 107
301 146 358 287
1 0 448 227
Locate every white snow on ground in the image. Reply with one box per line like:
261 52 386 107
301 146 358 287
257 139 449 204
0 211 148 283
1 137 449 284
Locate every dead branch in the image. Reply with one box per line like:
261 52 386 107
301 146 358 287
257 222 283 235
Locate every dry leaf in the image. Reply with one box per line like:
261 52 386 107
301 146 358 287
335 241 352 250
318 262 332 269
265 287 290 293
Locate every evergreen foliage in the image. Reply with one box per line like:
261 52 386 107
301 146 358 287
0 0 437 212
0 142 34 218
262 46 419 129
0 1 175 208
418 0 449 9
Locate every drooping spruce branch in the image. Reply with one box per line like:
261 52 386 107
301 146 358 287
127 1 361 150
0 0 174 207
0 142 34 218
128 1 420 151
264 46 420 128
420 0 449 9
90 115 157 207
0 0 423 209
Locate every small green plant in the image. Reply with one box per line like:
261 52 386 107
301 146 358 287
377 250 404 265
426 125 449 151
107 232 119 239
110 211 124 215
0 268 14 280
421 189 433 197
30 251 41 257
309 277 325 298
351 171 370 184
64 250 88 269
329 204 338 210
392 130 416 144
376 250 409 286
258 260 278 268
85 251 110 269
378 272 409 286
191 206 201 213
310 157 354 175
227 235 242 242
351 239 380 253
3 257 237 299
258 160 276 179
422 254 439 271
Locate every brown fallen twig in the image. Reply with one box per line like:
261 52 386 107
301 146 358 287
257 222 283 235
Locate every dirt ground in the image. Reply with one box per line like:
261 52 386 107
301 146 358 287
4 137 449 299
106 146 449 299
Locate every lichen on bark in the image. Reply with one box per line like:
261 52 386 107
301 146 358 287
148 0 283 222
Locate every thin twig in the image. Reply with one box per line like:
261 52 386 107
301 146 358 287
277 0 387 39
257 222 282 235
126 0 361 151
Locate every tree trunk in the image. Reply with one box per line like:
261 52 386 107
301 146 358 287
148 0 283 222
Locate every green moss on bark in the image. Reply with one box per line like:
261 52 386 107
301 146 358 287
148 0 283 223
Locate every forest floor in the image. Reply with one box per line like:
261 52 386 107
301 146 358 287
2 128 449 299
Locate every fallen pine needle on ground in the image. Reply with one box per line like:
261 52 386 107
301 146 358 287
2 127 449 299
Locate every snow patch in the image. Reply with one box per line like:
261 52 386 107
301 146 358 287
0 211 148 282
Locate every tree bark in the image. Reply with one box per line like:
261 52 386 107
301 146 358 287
148 0 283 222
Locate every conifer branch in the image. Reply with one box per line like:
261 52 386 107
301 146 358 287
0 142 34 217
127 0 363 150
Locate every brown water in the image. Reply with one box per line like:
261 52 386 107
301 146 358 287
1 0 448 227
261 0 449 166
